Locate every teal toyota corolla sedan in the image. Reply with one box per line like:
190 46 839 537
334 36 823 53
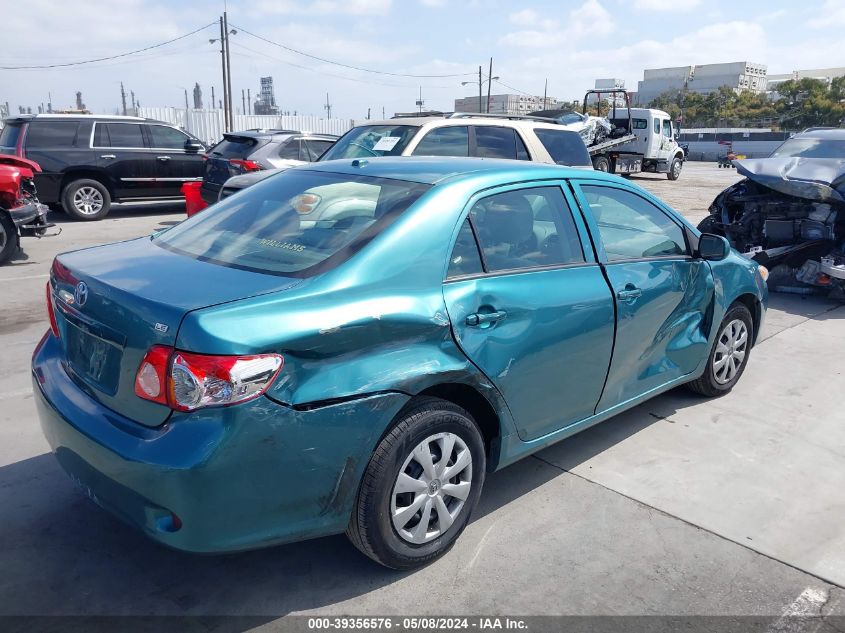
33 157 767 569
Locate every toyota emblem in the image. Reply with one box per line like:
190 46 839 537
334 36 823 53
74 281 89 307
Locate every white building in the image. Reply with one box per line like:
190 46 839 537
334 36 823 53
636 62 768 105
454 93 565 115
767 67 845 98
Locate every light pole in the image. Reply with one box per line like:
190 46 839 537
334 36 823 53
210 18 237 131
462 67 498 113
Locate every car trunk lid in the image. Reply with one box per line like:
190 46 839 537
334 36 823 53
50 237 300 427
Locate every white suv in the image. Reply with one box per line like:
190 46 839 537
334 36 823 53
318 113 593 167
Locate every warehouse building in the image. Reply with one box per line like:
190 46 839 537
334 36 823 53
635 62 768 105
454 93 565 115
767 67 845 98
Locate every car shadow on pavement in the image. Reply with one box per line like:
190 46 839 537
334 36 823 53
46 202 186 225
0 390 700 619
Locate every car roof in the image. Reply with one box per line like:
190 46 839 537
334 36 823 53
794 128 845 140
360 115 567 129
302 156 604 185
223 129 338 140
3 113 159 123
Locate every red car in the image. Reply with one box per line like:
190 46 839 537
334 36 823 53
0 154 55 264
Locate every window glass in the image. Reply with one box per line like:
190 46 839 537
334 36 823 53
532 128 591 166
514 132 530 160
770 138 845 159
0 123 22 150
209 135 260 159
102 123 145 148
632 118 648 130
277 139 302 160
580 185 687 261
304 139 334 160
475 126 519 159
662 120 672 137
469 186 584 272
320 125 418 160
653 118 661 135
24 121 79 148
412 126 469 157
155 170 429 277
149 125 189 149
447 218 483 277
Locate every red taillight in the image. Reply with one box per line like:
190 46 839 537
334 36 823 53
134 346 283 411
229 158 262 173
46 282 60 339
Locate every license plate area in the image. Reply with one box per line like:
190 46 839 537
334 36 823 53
65 321 123 396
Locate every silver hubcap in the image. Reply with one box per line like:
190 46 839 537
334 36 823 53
673 161 681 177
391 432 473 545
713 319 748 384
73 186 103 215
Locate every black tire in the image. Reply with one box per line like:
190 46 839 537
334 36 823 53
592 156 611 172
687 303 754 397
62 178 111 221
667 157 682 180
0 212 18 265
347 397 486 570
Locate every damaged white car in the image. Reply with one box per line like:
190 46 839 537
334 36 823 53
698 128 845 298
530 110 612 147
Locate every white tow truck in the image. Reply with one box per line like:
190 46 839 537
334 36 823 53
580 89 686 180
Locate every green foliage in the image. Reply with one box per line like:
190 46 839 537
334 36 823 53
647 78 845 129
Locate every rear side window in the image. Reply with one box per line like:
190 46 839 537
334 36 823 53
412 126 469 157
209 135 260 159
532 129 591 166
149 125 189 149
475 126 527 160
0 123 22 150
24 121 80 148
155 171 430 277
467 186 585 272
278 139 304 160
447 218 483 277
95 123 146 148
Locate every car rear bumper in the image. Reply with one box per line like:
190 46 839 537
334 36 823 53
32 332 408 553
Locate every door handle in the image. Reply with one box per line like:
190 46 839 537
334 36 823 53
157 155 171 161
616 285 643 302
466 310 507 327
100 154 116 159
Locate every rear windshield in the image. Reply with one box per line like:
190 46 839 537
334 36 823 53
209 135 262 159
155 170 429 277
532 128 591 166
319 125 418 160
770 138 845 159
0 123 22 150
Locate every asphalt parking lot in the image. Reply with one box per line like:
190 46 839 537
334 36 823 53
1 163 843 621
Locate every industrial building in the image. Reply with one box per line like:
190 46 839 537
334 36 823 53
635 62 768 105
254 76 279 115
767 67 845 98
454 93 565 115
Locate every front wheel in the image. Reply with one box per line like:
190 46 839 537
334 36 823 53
62 179 111 220
667 157 682 180
347 397 486 569
687 303 753 397
592 156 611 172
0 212 18 264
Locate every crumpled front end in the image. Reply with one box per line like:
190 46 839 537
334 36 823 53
700 159 845 299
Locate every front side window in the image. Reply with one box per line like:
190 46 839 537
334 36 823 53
662 120 672 138
25 121 80 148
468 186 585 272
653 118 661 135
155 170 429 277
97 123 145 148
412 126 469 157
580 185 687 261
277 139 303 160
304 139 334 160
319 125 418 160
475 126 522 159
149 125 189 149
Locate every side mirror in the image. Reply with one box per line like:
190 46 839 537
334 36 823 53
185 140 205 152
697 233 730 261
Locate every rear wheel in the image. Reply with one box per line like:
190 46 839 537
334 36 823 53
0 213 18 264
347 397 486 569
687 303 753 397
62 179 111 220
592 156 611 172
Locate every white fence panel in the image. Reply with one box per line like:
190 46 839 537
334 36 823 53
137 107 352 145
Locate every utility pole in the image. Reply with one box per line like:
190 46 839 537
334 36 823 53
219 16 229 131
241 89 246 117
543 78 548 110
367 107 371 120
486 58 493 113
478 65 483 113
130 90 136 113
223 11 234 130
211 86 215 111
247 88 251 114
324 93 332 119
120 82 127 115
382 106 385 119
184 88 189 110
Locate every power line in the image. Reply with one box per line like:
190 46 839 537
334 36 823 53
231 23 474 78
0 23 217 70
493 78 535 97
